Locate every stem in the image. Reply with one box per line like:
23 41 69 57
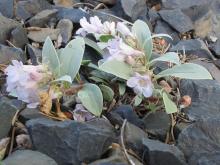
75 73 81 83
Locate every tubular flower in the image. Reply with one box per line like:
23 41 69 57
76 16 116 37
106 38 143 62
5 60 52 108
116 22 134 37
127 73 153 98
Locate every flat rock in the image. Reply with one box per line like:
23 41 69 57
0 0 14 18
26 118 116 165
56 8 89 23
178 118 220 164
0 15 21 44
28 9 58 27
19 108 46 124
2 150 57 165
211 39 220 57
170 39 213 59
56 19 73 45
161 0 209 9
142 111 171 141
27 28 60 42
0 99 18 139
10 26 29 49
142 138 186 165
159 9 193 33
0 44 25 64
180 79 220 120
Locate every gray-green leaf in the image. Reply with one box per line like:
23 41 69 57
157 63 213 79
99 84 114 102
150 52 180 65
162 91 178 114
53 75 72 84
83 37 104 56
59 38 85 79
78 83 103 116
99 60 133 80
42 37 60 77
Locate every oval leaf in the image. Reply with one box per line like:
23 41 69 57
150 52 180 65
157 63 213 79
42 37 60 76
99 84 114 102
83 38 104 56
162 91 178 114
53 75 72 84
59 38 85 79
99 60 133 80
78 83 103 116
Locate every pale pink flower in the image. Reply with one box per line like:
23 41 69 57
127 73 153 97
116 22 134 37
76 16 116 37
106 38 143 61
5 60 51 108
73 104 94 122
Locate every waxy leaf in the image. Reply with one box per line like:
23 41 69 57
162 91 178 114
42 37 60 76
83 38 104 56
157 63 213 79
78 83 103 116
99 84 114 102
119 83 126 96
99 60 133 80
53 75 72 84
150 52 180 65
134 95 142 106
59 38 85 79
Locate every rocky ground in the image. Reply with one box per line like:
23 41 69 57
1 0 220 165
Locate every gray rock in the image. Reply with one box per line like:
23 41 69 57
2 150 57 165
57 8 89 23
15 0 52 21
147 9 160 26
27 28 60 42
19 108 46 124
180 79 220 120
26 118 116 165
154 20 180 44
211 39 220 57
0 15 21 44
143 111 171 141
28 9 58 27
0 0 14 18
142 138 186 165
56 19 73 44
161 0 209 9
121 0 148 21
0 100 17 139
177 118 220 164
170 39 213 59
159 9 193 33
0 44 25 64
27 44 42 65
10 26 29 49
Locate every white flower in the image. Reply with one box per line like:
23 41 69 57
5 60 51 108
127 73 153 97
106 38 143 62
116 22 133 37
76 16 116 37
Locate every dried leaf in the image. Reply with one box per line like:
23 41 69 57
0 137 10 160
159 80 172 93
55 99 68 119
39 91 52 115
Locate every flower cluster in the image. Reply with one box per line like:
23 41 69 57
5 60 52 108
77 16 153 98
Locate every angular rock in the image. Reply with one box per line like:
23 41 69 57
210 39 220 58
159 9 193 33
27 28 60 42
15 0 52 21
0 44 25 64
121 0 148 21
27 44 42 65
56 19 73 45
170 39 213 59
10 26 29 49
26 118 116 165
56 8 89 23
27 9 58 27
2 150 57 165
178 118 220 164
53 0 81 7
161 0 209 9
143 111 171 140
180 79 220 120
142 138 186 165
0 100 17 139
0 15 21 44
0 0 14 18
19 108 46 124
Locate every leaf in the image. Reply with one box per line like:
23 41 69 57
42 37 60 76
78 83 103 116
53 75 72 84
99 85 114 102
39 91 52 115
59 38 85 79
151 34 173 40
134 95 142 106
99 35 114 42
132 20 153 60
162 91 178 114
99 60 133 80
157 63 213 79
150 52 180 65
83 37 104 56
119 83 126 96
